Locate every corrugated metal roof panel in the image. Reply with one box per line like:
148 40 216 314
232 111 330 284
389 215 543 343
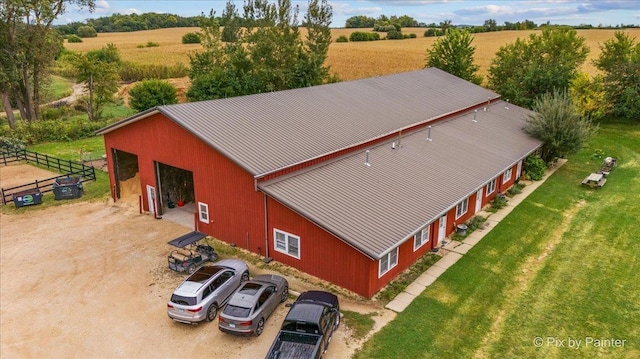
259 101 541 259
155 68 498 175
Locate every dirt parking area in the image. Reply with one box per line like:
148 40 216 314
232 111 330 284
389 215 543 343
0 164 394 358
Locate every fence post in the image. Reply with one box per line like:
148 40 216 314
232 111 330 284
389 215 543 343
35 179 39 190
1 188 5 205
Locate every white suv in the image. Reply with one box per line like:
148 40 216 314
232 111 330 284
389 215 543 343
167 259 249 324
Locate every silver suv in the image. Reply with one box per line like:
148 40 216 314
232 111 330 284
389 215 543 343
167 259 249 324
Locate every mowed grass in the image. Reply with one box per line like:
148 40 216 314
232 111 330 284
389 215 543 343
64 27 640 81
354 120 640 359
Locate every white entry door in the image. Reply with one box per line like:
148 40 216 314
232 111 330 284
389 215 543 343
146 185 156 215
438 214 447 246
475 189 483 213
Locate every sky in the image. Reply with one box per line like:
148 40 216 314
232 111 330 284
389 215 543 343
56 0 640 27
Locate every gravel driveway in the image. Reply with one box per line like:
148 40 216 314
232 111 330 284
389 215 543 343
0 164 393 358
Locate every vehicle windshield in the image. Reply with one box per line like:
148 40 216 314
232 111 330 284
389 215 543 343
281 321 320 334
223 304 251 318
171 294 197 306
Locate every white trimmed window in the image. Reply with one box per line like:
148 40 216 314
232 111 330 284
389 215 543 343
414 226 430 251
379 247 398 277
486 179 496 196
456 198 469 219
198 202 209 223
503 167 512 184
274 229 300 259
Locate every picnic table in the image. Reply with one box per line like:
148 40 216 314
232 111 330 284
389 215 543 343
582 172 607 188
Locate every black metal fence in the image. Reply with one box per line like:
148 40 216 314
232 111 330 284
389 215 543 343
0 147 96 205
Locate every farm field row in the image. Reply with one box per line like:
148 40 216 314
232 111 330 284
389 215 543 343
64 27 640 81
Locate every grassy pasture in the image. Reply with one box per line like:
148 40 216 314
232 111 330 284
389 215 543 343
64 27 640 81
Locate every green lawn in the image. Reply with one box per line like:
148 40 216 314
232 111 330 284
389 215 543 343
354 120 640 359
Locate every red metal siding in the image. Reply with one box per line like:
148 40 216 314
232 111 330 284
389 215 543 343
266 197 377 297
103 114 265 253
498 166 516 193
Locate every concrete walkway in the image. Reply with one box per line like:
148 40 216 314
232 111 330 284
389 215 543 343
385 159 566 312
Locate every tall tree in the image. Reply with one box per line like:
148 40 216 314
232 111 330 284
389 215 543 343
73 43 120 120
525 89 597 162
425 29 482 85
593 31 640 120
220 0 241 42
0 0 95 125
488 27 589 109
188 0 333 101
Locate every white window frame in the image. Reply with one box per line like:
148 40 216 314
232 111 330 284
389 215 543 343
379 247 398 277
413 226 430 251
486 179 496 196
273 229 301 259
456 198 469 219
198 202 209 223
503 167 512 184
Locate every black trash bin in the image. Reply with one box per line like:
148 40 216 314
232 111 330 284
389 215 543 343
12 188 43 208
53 176 84 200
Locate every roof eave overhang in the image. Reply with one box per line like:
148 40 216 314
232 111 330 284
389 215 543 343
95 107 160 135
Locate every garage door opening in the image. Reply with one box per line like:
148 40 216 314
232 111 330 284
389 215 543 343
112 149 140 206
156 162 195 229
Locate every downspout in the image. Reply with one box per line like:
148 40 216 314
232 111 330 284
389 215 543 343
263 192 271 261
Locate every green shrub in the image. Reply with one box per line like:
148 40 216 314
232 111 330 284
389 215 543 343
136 44 145 48
387 30 404 40
335 35 348 43
182 32 202 44
349 31 380 42
506 182 525 197
128 80 178 112
374 23 396 32
524 154 546 180
424 28 444 37
466 215 487 231
76 25 97 38
409 33 417 38
0 118 108 145
487 194 508 213
67 34 83 43
145 41 160 47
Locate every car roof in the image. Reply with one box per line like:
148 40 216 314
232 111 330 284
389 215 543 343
173 281 203 297
285 302 325 324
226 282 264 309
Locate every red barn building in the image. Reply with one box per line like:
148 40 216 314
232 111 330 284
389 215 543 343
98 68 541 298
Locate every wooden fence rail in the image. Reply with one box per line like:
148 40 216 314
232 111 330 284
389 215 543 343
0 147 96 205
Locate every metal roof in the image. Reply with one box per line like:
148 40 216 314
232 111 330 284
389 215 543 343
99 68 498 176
259 101 541 259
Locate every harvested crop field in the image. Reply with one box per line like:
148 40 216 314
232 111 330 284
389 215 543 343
65 28 640 81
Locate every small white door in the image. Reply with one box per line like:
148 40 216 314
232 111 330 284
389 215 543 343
475 189 483 213
516 160 523 179
438 214 447 246
146 185 156 215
